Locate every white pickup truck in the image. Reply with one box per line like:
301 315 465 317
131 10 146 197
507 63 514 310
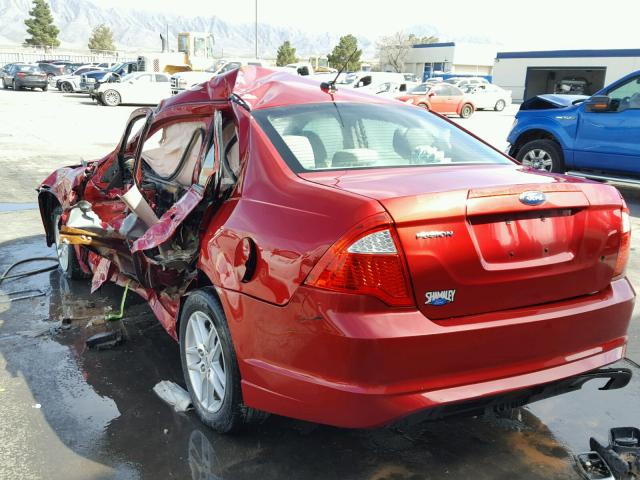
170 58 265 95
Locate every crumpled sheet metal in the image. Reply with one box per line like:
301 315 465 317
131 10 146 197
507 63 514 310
161 65 395 113
91 257 111 293
130 187 202 253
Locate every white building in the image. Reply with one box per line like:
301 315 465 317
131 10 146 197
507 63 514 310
396 42 498 81
493 49 640 102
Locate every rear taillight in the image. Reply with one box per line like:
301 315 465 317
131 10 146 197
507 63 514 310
614 203 631 278
16 72 26 78
304 213 415 307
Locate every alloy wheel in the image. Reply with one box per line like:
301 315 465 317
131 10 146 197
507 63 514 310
103 90 120 106
521 148 553 171
185 311 227 413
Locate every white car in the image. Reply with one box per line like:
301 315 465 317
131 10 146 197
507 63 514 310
94 72 171 106
53 66 105 92
445 76 490 89
462 83 512 111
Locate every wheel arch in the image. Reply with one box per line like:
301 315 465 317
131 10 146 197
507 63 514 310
175 269 217 340
458 101 475 115
510 128 564 159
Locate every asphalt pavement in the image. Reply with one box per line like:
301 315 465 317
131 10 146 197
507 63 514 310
0 88 638 480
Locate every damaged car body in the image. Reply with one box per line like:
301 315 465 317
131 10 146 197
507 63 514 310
38 66 634 433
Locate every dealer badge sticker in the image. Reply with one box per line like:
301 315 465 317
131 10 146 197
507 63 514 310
425 289 456 306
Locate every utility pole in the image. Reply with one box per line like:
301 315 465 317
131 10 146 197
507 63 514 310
255 0 258 58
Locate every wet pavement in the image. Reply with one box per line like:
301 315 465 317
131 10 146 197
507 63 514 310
0 235 639 480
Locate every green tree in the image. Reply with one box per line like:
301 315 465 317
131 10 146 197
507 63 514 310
24 0 60 48
276 41 297 66
407 34 439 45
88 24 116 52
327 34 362 71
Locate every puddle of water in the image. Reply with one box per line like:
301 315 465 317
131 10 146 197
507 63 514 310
0 202 38 213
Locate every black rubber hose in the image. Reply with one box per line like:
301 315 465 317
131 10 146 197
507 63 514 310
0 257 59 285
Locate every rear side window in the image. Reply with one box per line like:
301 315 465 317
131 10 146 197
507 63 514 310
410 83 428 94
141 120 206 182
254 103 512 172
433 85 447 96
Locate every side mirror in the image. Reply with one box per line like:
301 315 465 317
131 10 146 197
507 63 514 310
428 91 436 97
585 95 611 112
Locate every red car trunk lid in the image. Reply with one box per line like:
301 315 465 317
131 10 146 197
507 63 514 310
302 166 624 319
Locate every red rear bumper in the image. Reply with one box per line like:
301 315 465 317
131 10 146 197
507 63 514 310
220 278 635 428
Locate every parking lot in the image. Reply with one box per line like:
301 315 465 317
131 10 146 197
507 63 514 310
0 87 638 480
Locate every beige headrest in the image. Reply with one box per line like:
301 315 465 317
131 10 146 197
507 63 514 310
282 135 315 169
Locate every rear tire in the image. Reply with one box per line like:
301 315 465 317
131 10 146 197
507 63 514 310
42 84 48 92
179 289 267 433
494 99 506 111
52 207 87 279
102 89 121 106
61 81 73 93
2 78 7 89
516 139 565 173
460 103 474 119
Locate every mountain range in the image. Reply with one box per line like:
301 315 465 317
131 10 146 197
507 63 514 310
0 0 492 58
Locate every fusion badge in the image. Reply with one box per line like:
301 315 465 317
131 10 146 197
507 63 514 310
416 230 454 239
425 289 456 306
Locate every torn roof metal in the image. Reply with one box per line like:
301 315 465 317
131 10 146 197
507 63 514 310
159 66 398 112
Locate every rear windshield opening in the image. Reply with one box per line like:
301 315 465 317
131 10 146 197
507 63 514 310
254 103 511 172
19 65 41 73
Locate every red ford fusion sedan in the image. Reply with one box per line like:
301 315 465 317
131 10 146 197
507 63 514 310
37 67 634 433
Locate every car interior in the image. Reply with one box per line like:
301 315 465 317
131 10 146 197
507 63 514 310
77 109 240 261
261 105 507 171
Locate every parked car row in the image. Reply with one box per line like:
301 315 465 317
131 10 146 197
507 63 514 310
3 59 173 107
0 60 126 93
392 79 512 118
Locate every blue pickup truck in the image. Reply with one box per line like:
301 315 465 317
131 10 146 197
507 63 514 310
507 70 640 184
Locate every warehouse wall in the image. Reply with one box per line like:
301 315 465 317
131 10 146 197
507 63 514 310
493 56 640 102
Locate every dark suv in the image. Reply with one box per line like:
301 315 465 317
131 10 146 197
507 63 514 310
37 62 66 80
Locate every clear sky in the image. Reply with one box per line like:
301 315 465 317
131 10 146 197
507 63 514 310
96 0 639 51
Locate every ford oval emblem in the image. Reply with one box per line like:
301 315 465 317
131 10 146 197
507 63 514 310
519 191 546 206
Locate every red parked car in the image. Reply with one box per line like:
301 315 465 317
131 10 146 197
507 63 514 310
38 67 633 433
396 82 475 118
